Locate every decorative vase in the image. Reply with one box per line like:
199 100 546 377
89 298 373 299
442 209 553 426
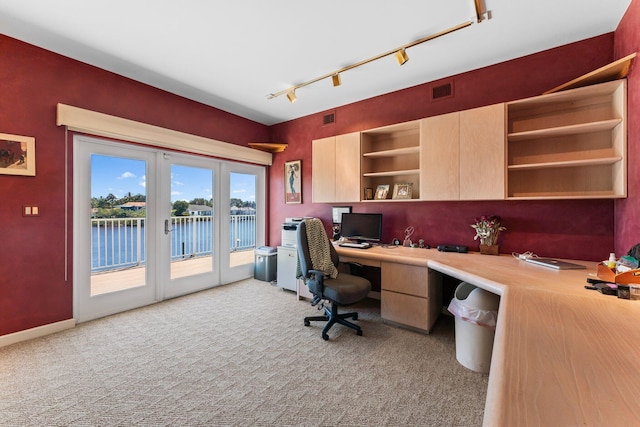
479 244 499 255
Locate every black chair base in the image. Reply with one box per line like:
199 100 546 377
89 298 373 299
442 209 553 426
304 301 363 340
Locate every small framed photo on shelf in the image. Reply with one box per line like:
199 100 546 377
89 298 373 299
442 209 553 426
374 184 390 200
364 187 374 200
392 183 413 199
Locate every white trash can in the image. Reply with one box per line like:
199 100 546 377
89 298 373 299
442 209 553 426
448 282 500 373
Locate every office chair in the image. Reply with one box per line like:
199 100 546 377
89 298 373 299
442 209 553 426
297 218 372 340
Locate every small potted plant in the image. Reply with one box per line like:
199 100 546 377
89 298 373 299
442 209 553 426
471 215 506 255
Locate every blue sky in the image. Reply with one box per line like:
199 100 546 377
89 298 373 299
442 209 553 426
91 155 255 203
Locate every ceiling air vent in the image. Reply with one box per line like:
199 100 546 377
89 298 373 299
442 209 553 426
323 112 335 125
432 81 453 101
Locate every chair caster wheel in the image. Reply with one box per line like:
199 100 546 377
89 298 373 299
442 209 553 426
357 330 363 336
353 313 358 320
322 333 329 341
304 320 310 327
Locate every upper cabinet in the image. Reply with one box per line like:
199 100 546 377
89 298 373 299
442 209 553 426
506 80 627 199
312 132 361 203
310 79 627 203
460 104 506 200
420 104 505 201
361 121 421 200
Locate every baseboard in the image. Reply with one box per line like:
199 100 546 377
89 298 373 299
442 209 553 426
0 319 76 348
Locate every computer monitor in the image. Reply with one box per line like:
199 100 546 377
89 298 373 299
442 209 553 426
339 213 383 243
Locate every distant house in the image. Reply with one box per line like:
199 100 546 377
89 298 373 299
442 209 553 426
118 202 146 211
230 206 256 216
188 204 212 216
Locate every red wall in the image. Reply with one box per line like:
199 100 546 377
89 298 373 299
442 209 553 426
0 35 270 336
269 34 617 261
615 0 640 256
1 22 635 338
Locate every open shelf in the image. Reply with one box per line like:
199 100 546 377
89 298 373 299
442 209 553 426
507 118 622 142
506 79 626 199
361 121 421 200
362 146 420 157
508 156 623 171
363 169 420 177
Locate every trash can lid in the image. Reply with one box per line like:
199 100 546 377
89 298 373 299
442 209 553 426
255 246 277 255
454 282 500 311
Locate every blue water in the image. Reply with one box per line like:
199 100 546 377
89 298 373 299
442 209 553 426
92 218 256 271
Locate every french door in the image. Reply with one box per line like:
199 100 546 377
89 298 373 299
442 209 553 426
74 136 265 322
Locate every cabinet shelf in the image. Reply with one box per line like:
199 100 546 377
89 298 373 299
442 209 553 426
508 156 623 171
363 169 420 177
363 146 420 157
507 118 622 142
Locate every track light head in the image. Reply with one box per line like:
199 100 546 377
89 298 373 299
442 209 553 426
395 48 409 66
332 73 341 87
286 90 297 103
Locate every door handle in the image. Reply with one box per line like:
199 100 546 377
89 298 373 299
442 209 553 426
164 219 173 235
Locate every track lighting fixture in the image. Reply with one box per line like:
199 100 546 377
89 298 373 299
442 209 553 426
267 0 486 102
395 48 409 66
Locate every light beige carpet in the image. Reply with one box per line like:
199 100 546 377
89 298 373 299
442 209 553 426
0 279 488 426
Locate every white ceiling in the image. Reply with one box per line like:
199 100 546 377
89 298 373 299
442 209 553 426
0 0 632 125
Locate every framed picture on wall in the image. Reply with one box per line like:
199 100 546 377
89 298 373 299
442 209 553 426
0 133 35 176
284 159 302 204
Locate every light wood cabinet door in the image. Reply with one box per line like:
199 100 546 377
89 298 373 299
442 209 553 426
420 112 460 200
312 133 360 203
335 132 361 202
311 137 336 203
459 103 506 200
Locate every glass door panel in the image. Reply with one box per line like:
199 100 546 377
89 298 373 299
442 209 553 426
74 136 157 323
220 163 265 283
169 164 214 280
90 155 148 295
229 172 257 269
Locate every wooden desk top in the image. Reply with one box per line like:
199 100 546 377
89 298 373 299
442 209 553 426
335 244 640 426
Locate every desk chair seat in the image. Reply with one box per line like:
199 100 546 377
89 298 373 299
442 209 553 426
297 219 371 340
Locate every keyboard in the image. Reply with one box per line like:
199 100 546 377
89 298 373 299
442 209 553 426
339 242 371 249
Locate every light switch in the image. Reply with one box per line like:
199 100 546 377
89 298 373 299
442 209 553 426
22 205 40 216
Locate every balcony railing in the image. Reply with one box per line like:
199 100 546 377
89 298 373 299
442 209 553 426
91 215 256 272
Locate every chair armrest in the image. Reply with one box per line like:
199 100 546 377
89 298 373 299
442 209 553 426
307 269 327 295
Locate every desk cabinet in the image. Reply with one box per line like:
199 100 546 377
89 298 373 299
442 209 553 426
380 262 442 332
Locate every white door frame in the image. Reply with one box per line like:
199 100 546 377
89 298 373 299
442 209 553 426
73 136 266 322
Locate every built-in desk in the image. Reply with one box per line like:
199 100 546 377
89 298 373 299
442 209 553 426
334 244 640 426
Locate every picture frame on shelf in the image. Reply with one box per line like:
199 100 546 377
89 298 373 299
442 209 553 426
392 183 413 199
364 188 373 200
284 159 301 204
374 184 390 200
0 133 35 176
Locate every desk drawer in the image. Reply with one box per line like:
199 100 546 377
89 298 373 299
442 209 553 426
381 290 431 331
381 262 428 297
